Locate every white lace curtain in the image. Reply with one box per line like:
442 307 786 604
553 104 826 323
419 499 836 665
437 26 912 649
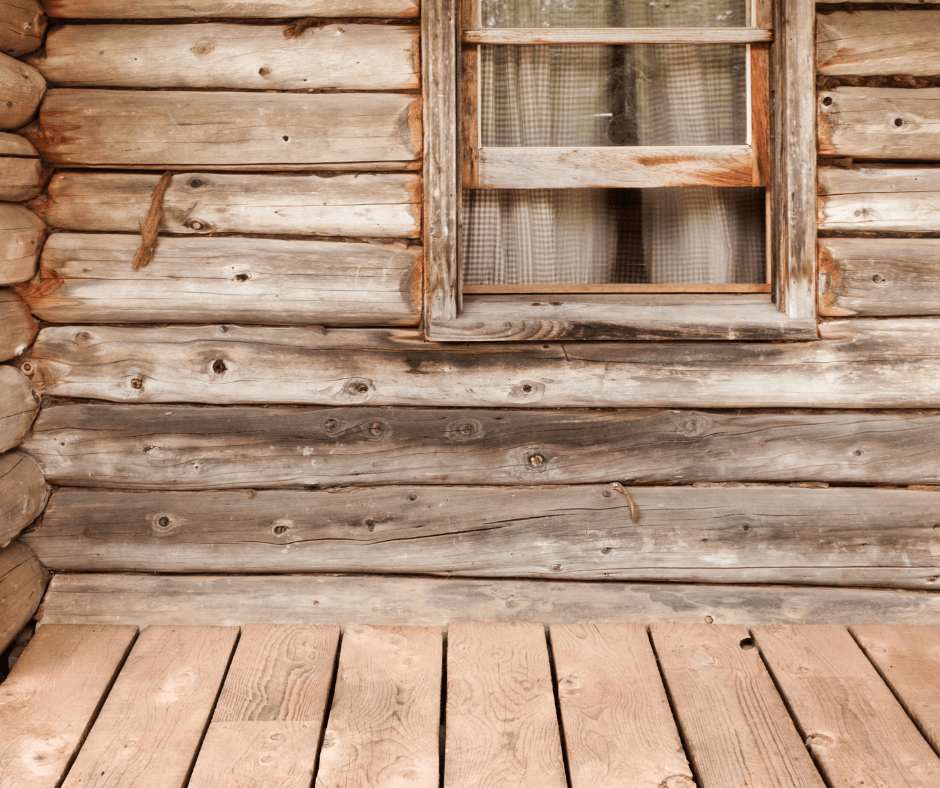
462 0 765 285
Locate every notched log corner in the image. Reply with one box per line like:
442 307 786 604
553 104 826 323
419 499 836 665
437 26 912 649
405 254 423 313
404 98 423 158
14 265 64 310
816 244 854 316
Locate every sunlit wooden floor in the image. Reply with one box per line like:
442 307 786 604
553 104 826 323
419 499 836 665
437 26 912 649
2 622 940 788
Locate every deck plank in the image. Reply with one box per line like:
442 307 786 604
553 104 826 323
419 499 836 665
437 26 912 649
752 625 940 788
188 624 339 788
851 625 940 755
445 622 567 788
61 625 239 788
314 624 441 788
651 623 825 788
550 623 694 788
0 625 137 788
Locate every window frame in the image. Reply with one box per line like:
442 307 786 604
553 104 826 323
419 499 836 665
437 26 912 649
421 0 817 341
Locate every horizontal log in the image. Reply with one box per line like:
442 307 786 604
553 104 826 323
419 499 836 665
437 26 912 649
38 573 940 628
0 130 38 157
0 451 48 549
44 0 419 18
29 171 420 238
26 89 421 167
22 404 940 488
29 24 419 91
818 166 940 233
0 52 45 131
0 541 48 654
0 0 46 57
819 238 940 317
0 204 45 284
817 11 940 77
0 290 38 361
25 486 940 589
0 366 39 453
819 87 940 160
18 234 421 326
17 320 940 409
0 155 43 202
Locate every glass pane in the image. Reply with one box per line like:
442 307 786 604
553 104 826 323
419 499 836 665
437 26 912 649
480 0 749 28
462 187 766 285
479 45 747 147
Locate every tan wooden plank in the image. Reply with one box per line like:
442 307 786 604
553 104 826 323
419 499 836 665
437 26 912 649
817 11 940 77
0 53 45 132
0 204 45 285
26 89 420 167
19 234 421 326
0 366 39 454
445 621 565 788
37 574 940 628
61 625 239 788
29 24 418 91
29 171 420 238
851 625 940 754
0 450 47 549
189 624 339 788
652 623 826 788
550 623 693 788
463 27 771 44
44 0 420 18
0 0 46 58
316 624 441 788
478 146 755 189
25 486 940 590
0 542 48 654
0 624 138 788
752 625 940 788
0 290 38 361
819 88 940 161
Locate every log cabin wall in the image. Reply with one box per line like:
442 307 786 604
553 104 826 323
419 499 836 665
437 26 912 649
2 0 940 643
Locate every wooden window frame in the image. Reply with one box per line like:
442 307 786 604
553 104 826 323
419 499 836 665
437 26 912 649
422 0 817 341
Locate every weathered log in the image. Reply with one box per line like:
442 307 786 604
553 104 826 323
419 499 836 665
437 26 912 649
0 451 48 548
0 0 45 57
0 290 38 361
0 204 45 283
26 89 421 167
18 234 421 326
22 404 940 488
0 52 45 131
0 153 43 202
16 321 940 409
819 238 940 317
818 166 940 233
0 541 47 654
0 366 39 453
817 11 940 77
23 485 940 589
37 573 940 628
44 0 419 18
819 88 940 160
29 24 419 91
29 171 420 238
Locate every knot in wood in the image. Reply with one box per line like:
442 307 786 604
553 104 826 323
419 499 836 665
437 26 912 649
74 331 93 345
130 378 143 389
189 178 204 189
369 422 384 436
324 418 338 430
528 454 545 468
212 359 227 375
704 615 714 624
20 361 33 375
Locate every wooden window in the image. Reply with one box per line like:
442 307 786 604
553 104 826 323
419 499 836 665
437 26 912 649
422 0 817 341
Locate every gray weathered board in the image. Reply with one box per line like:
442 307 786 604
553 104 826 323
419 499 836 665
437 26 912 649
0 366 39 454
0 451 48 549
0 542 48 654
43 0 420 18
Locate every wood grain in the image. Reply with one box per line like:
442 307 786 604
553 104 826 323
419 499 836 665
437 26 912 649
851 625 940 755
29 171 420 238
0 52 44 131
752 625 940 788
61 625 240 788
0 204 45 285
0 0 46 58
464 27 771 44
445 622 566 788
0 625 137 788
819 88 940 160
0 290 38 361
25 486 940 589
0 366 39 454
651 623 826 788
189 624 339 788
38 573 940 628
550 623 693 788
44 0 420 18
0 450 47 549
30 24 418 91
27 89 420 167
21 234 421 326
316 624 441 788
0 542 48 655
817 11 940 77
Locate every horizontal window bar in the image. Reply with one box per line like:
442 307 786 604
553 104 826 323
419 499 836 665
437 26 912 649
462 28 772 45
464 284 771 294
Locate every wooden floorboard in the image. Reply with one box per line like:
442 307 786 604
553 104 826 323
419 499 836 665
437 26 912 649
752 625 940 788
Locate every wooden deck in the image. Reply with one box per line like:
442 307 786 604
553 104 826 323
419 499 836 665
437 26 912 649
3 622 940 787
